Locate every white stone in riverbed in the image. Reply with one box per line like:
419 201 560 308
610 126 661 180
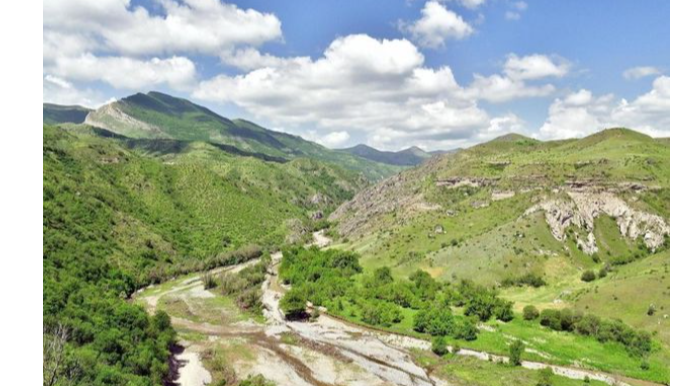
176 351 212 386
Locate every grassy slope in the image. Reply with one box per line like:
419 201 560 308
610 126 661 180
571 251 670 345
43 103 91 125
44 124 365 282
334 128 669 284
414 350 609 386
329 129 670 382
331 292 669 383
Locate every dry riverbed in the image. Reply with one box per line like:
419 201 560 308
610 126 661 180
135 232 651 386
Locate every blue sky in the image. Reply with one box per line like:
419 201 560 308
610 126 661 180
43 0 670 150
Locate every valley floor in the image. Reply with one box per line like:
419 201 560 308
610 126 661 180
133 233 662 386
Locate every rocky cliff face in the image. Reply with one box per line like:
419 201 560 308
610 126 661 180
85 102 168 138
525 190 669 254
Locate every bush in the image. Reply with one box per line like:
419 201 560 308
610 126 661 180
559 308 579 332
201 272 217 289
280 289 307 320
236 289 262 312
414 303 456 336
238 374 276 386
574 313 601 336
454 317 479 341
409 270 440 301
431 336 448 356
501 272 546 288
581 270 596 282
640 360 650 371
509 340 525 366
523 305 540 321
361 301 402 327
539 308 652 357
539 309 562 330
464 291 496 322
598 266 609 279
536 367 554 386
494 300 514 322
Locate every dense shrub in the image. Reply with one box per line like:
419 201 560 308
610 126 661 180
523 305 540 321
581 270 596 282
494 299 515 322
539 309 562 330
454 317 479 341
535 307 652 356
279 247 362 318
509 340 525 366
501 272 546 288
280 289 308 320
414 302 456 336
361 300 402 327
536 367 554 386
432 336 448 356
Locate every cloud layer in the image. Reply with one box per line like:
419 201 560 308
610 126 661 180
193 34 563 150
539 76 670 139
43 0 669 150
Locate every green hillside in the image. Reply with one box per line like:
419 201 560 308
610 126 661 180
84 92 403 180
43 103 91 125
330 128 670 340
43 124 366 385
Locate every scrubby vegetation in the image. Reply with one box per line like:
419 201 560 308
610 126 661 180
534 307 652 357
279 247 516 345
501 272 547 288
238 374 276 386
43 124 365 385
217 257 270 314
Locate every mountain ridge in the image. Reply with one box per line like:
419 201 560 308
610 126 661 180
80 91 403 180
339 143 433 166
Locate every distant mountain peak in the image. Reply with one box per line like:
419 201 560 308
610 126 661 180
340 144 431 166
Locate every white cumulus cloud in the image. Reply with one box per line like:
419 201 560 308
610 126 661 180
400 1 474 49
538 76 670 139
194 34 496 150
43 0 282 57
43 0 282 105
463 53 568 103
194 36 570 149
51 54 197 91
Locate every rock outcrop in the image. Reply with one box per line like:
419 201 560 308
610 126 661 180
525 191 669 254
85 102 168 137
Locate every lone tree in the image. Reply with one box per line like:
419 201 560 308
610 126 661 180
509 340 525 366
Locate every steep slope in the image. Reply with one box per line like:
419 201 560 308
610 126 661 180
43 103 91 124
85 91 402 180
43 124 367 385
340 144 433 166
45 124 365 271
